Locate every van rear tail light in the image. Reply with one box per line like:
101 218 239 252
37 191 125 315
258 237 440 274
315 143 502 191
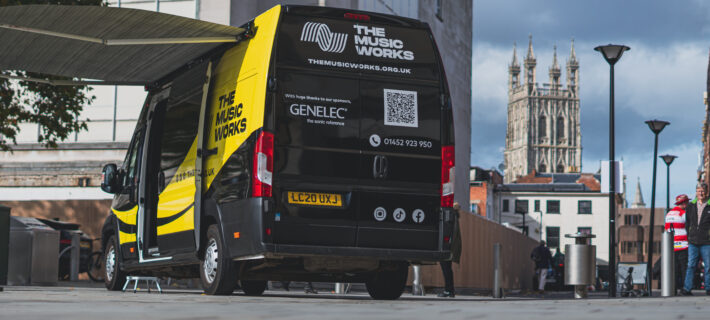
441 145 455 207
252 131 274 197
344 13 370 21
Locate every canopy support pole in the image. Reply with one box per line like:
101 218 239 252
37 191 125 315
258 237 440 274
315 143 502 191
0 73 145 86
0 23 239 45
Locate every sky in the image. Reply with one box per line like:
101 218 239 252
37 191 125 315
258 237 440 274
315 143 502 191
471 0 710 207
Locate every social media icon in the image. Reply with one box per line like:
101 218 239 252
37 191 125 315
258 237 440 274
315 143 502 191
412 209 425 223
393 208 406 222
374 207 387 221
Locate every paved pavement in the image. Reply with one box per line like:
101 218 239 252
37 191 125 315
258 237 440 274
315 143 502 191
2 284 710 320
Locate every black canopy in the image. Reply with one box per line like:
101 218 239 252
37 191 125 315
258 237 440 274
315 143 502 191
0 5 245 85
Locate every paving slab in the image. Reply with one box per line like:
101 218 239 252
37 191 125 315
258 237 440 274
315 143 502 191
1 285 709 320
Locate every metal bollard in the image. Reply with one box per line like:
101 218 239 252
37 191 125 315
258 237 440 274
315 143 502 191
335 283 345 294
493 243 502 298
412 265 424 296
70 233 80 281
661 231 675 297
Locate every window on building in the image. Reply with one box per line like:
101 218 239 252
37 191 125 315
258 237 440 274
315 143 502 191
534 200 540 212
471 203 479 214
556 116 565 139
621 241 642 254
503 199 509 212
578 227 592 235
546 227 560 248
435 0 443 21
515 199 529 214
556 164 564 173
624 214 642 225
578 200 592 214
539 164 546 172
539 116 546 138
546 200 560 214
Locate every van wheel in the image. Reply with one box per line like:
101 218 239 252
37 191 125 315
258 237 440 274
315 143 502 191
199 225 238 295
366 263 408 300
104 235 127 291
241 280 268 296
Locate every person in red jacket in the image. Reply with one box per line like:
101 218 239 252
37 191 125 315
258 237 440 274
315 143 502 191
665 194 689 293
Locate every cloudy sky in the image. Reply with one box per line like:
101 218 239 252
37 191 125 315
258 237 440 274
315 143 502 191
471 0 710 207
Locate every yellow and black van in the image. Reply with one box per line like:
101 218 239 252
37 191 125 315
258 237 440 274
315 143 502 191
98 5 456 299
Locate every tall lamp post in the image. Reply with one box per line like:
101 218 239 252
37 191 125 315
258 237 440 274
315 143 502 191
595 44 630 297
646 119 670 294
660 154 677 212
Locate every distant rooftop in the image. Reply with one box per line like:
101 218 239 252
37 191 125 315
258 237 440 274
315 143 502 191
501 170 602 193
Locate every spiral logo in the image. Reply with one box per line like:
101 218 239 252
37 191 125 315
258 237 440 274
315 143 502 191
300 22 348 53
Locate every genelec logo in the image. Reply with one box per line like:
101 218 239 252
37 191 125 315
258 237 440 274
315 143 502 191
299 22 415 61
300 22 348 53
290 103 348 120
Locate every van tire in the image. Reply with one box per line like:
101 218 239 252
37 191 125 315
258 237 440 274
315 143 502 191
241 280 268 296
365 263 408 300
104 235 126 291
199 225 238 295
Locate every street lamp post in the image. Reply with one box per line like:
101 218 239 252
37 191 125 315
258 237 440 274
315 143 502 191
646 119 670 294
595 44 630 297
660 154 677 212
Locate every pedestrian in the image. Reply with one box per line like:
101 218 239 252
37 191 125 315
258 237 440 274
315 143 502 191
438 202 462 298
680 183 710 296
530 240 552 293
665 194 689 294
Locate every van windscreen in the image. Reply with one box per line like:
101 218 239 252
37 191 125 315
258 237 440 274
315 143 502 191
277 12 439 81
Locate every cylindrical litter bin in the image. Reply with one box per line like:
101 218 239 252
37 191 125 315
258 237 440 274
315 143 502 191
8 216 59 286
564 233 596 299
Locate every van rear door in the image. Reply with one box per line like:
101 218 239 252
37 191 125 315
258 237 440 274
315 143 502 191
272 7 447 251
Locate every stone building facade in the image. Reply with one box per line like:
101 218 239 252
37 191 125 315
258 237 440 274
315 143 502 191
504 36 581 183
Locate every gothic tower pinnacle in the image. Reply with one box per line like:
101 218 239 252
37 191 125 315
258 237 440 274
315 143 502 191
549 45 561 89
631 177 646 208
509 42 520 90
525 34 536 87
566 38 579 95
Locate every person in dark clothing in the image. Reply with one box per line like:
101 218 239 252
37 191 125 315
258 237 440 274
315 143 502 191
438 203 462 298
531 240 553 293
681 183 710 296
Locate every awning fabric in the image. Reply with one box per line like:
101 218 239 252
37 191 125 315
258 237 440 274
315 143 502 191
0 5 245 85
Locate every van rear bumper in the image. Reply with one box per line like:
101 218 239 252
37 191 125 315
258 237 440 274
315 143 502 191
263 243 450 262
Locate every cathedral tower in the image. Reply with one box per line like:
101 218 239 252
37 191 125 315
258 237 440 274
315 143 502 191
504 36 582 183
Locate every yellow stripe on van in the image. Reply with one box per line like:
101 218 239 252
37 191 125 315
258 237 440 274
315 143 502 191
204 5 281 190
156 138 197 236
119 230 136 244
112 206 137 244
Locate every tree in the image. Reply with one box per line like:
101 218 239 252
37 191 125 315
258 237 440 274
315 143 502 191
0 0 104 151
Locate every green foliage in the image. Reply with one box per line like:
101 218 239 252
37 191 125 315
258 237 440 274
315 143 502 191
0 0 104 151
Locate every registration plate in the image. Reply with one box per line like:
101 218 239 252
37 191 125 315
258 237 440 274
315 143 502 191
287 191 343 207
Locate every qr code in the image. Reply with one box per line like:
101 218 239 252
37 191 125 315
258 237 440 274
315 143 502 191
383 89 418 127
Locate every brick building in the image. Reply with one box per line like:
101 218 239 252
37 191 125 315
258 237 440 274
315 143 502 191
469 167 503 221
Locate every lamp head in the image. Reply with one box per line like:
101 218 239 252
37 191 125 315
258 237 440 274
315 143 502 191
645 119 669 134
594 44 630 65
660 154 677 165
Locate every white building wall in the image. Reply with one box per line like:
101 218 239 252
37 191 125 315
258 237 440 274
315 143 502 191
499 192 610 264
